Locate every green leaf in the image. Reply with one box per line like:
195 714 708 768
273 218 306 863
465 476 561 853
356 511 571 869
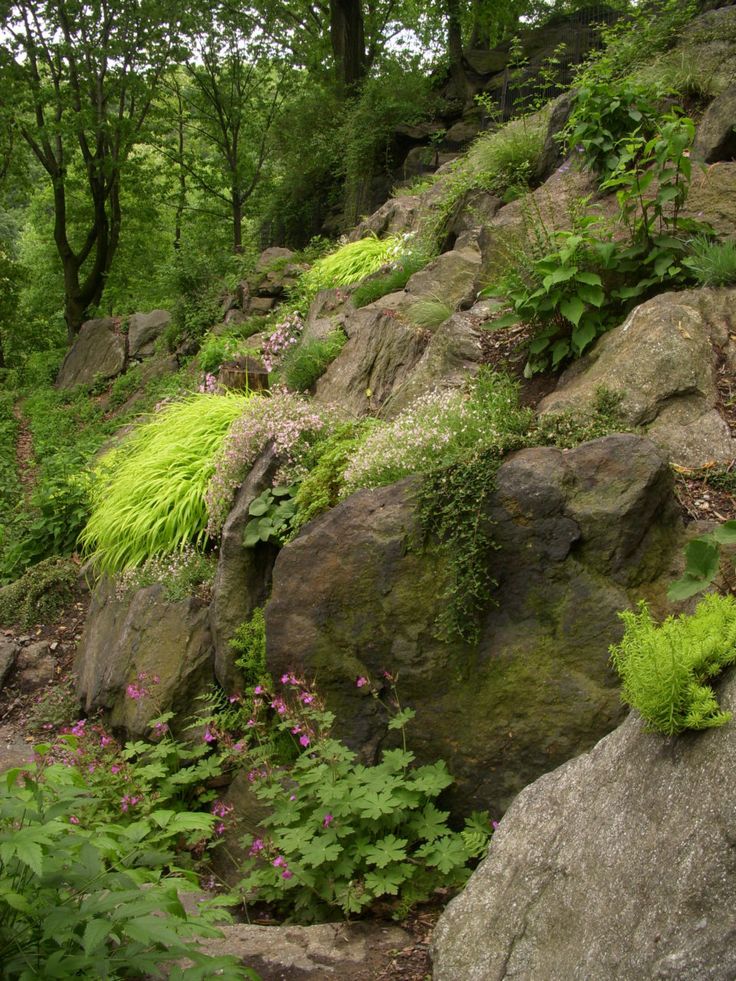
364 865 409 897
667 574 710 602
712 521 736 545
363 834 408 868
15 839 43 877
83 919 112 957
551 339 571 367
542 265 577 290
683 537 720 582
243 524 261 547
487 311 520 330
560 295 585 326
654 254 674 278
248 498 270 517
387 708 416 731
574 270 603 286
572 320 597 355
576 283 605 307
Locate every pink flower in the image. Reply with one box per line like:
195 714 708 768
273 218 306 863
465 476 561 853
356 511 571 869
99 734 113 748
69 815 80 825
249 838 264 856
323 813 334 828
272 856 287 868
299 734 310 747
282 869 294 879
110 764 121 775
253 685 265 695
299 692 314 705
214 822 226 835
203 726 216 743
356 676 368 688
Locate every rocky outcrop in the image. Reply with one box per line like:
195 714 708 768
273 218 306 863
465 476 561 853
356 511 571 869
74 578 213 737
210 448 281 693
266 434 680 815
431 666 736 981
539 288 736 468
56 317 126 389
127 309 171 358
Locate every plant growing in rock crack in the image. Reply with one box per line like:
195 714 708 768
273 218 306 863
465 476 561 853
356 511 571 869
668 520 736 602
243 486 298 547
235 673 492 922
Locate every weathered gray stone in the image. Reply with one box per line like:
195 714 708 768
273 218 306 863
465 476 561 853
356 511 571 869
693 82 736 163
685 160 736 239
539 288 736 467
210 448 281 693
75 578 213 737
444 117 482 147
266 435 679 815
246 296 277 314
15 642 55 691
348 195 423 241
405 244 483 309
383 311 485 416
0 638 19 690
432 666 736 981
256 247 294 271
205 772 272 886
534 91 575 182
56 318 126 389
195 922 410 980
314 304 428 417
127 310 171 358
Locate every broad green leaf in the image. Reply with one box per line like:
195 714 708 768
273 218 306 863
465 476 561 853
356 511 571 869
248 498 269 517
683 537 719 582
712 521 736 545
542 265 577 290
574 270 603 286
576 283 604 307
572 320 597 355
363 834 408 868
15 839 43 877
560 295 585 326
83 918 112 957
667 573 710 602
551 339 571 367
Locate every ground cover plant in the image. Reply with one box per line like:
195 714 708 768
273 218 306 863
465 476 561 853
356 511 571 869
279 330 347 392
351 250 429 308
609 594 736 736
233 674 492 922
82 393 251 572
292 235 405 311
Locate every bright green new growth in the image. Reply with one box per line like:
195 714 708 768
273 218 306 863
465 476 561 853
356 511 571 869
609 594 736 736
81 393 250 572
297 234 402 302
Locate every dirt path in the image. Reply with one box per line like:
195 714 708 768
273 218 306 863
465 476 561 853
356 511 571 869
13 399 36 498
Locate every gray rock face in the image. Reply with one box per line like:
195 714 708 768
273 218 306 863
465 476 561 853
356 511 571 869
693 82 736 163
127 309 171 358
74 578 213 737
15 641 55 692
56 318 126 389
210 448 281 693
314 304 428 417
539 288 736 467
195 922 409 979
431 667 736 981
0 638 19 690
266 434 679 815
256 247 294 271
405 244 483 309
534 91 575 182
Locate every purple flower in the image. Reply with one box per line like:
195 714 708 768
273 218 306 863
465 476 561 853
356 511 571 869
214 822 226 835
203 726 216 743
249 838 264 855
282 869 294 879
272 855 287 868
356 676 368 688
322 813 334 828
299 734 310 747
69 815 80 825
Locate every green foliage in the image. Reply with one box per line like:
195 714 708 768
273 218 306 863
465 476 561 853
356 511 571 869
682 236 736 287
81 393 250 573
108 366 145 410
406 298 453 331
534 386 627 449
236 676 492 922
26 678 80 734
351 251 428 308
0 754 250 979
0 391 21 540
487 109 701 374
294 235 403 310
243 486 298 547
565 77 664 180
343 369 532 496
280 330 347 392
609 594 736 735
115 547 216 604
291 421 373 535
198 332 248 375
0 557 78 628
668 521 736 602
229 608 268 691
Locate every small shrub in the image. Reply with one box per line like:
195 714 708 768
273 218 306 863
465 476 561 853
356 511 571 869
229 608 268 690
107 366 143 409
236 674 492 922
406 298 453 331
198 332 244 374
683 236 736 287
609 594 736 735
81 393 250 572
243 486 298 547
280 330 347 391
0 556 78 628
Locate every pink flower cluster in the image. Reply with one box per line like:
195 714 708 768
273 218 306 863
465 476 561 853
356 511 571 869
261 312 304 372
198 372 218 394
205 389 327 536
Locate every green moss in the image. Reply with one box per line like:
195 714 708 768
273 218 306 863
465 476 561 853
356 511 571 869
0 557 78 628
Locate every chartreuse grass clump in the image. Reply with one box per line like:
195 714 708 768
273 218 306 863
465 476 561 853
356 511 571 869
294 234 403 308
81 393 250 573
609 594 736 736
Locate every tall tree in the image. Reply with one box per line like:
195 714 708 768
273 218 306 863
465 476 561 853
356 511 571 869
0 0 187 340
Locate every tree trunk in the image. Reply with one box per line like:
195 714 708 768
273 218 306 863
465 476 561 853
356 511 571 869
329 0 366 90
232 193 243 254
446 0 471 103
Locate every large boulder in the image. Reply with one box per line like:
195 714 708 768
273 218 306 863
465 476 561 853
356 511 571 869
266 434 680 815
405 243 483 309
210 448 281 693
693 83 736 163
127 309 171 358
539 288 736 468
74 578 213 737
314 303 429 417
56 317 126 389
431 667 736 981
